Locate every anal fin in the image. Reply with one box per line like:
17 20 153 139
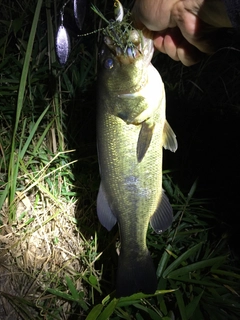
150 191 173 234
97 183 117 231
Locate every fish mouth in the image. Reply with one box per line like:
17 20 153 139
103 28 154 66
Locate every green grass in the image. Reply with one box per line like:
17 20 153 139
0 0 240 319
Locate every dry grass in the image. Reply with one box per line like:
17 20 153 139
0 157 101 319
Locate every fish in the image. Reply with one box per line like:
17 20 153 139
96 16 178 297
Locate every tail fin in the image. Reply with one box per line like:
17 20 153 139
116 250 157 298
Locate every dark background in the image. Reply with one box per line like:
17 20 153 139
156 47 240 257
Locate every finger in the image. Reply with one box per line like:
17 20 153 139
172 2 215 54
132 0 173 31
176 40 206 66
153 29 204 66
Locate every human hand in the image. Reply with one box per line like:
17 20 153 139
132 0 232 66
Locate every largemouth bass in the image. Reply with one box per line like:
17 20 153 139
97 16 177 297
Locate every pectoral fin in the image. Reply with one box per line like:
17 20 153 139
137 119 155 163
163 120 178 152
97 183 117 231
150 192 173 234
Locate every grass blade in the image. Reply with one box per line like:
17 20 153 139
185 290 204 319
167 256 227 278
8 0 43 221
86 304 104 320
163 243 203 278
97 298 118 320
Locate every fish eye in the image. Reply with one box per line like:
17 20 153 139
104 58 114 69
